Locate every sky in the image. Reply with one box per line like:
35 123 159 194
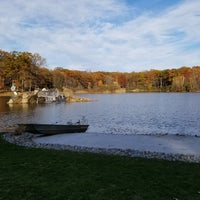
0 0 200 72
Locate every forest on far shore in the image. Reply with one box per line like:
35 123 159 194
0 49 200 93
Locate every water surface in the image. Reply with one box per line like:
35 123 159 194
0 93 199 136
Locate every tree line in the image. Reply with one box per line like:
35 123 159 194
0 49 200 92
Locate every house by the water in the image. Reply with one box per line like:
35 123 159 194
37 88 65 103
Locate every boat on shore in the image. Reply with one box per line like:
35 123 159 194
17 124 89 135
16 117 89 135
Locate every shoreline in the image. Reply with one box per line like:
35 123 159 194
1 91 200 97
2 132 200 163
0 91 13 97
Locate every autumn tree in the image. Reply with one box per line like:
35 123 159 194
38 67 53 89
1 49 200 93
116 73 127 88
0 50 47 90
52 68 65 89
190 66 200 91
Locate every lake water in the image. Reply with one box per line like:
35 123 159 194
0 93 200 136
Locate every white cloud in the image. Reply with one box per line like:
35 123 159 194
0 0 200 72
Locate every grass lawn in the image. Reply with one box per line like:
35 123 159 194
0 134 199 200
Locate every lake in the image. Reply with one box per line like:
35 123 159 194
0 93 200 136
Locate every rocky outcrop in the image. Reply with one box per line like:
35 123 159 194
66 96 91 103
7 88 91 104
63 87 91 103
62 87 73 98
7 92 38 104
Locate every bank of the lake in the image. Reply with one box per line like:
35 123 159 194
0 134 200 200
0 91 13 97
3 132 200 163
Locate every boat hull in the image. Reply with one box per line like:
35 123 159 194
17 124 89 135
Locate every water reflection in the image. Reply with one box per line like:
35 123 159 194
0 97 10 112
0 96 37 112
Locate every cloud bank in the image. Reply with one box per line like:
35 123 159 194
0 0 200 72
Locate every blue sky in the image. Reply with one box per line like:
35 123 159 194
0 0 200 72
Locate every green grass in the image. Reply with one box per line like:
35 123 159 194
0 135 199 200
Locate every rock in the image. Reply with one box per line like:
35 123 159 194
67 96 91 103
62 87 91 103
62 87 73 98
2 133 200 163
7 92 38 104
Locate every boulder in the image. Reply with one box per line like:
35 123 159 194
7 92 38 104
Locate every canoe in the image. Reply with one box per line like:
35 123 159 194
17 123 89 135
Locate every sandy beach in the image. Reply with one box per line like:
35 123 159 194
33 132 200 156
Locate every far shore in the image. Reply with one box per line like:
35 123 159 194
1 90 200 98
0 91 13 97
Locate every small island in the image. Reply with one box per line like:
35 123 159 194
6 87 91 104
